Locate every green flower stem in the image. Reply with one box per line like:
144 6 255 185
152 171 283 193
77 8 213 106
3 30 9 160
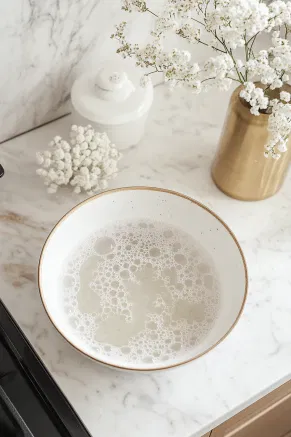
146 8 158 18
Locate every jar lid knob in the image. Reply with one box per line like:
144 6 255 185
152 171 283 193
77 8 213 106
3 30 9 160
94 67 135 101
96 68 130 92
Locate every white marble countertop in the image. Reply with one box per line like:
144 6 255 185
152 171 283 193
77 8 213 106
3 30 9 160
1 85 291 437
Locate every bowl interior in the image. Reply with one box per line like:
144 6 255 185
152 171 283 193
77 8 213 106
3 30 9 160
39 187 247 370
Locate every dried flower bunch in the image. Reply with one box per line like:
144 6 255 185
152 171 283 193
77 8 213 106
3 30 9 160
112 0 291 158
36 125 122 195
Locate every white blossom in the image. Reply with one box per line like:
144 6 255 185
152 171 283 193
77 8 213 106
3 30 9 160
204 54 234 80
176 23 201 44
280 91 291 102
206 2 268 49
152 7 179 38
121 0 147 13
113 0 291 158
36 125 122 195
268 1 291 28
265 99 291 157
168 0 201 14
240 82 269 115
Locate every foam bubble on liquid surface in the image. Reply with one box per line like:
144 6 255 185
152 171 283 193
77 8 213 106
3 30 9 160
62 219 221 365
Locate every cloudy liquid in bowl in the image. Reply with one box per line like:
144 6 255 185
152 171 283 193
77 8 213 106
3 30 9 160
62 219 221 365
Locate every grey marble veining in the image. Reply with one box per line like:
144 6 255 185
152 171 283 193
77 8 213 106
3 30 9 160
0 0 153 142
1 84 291 437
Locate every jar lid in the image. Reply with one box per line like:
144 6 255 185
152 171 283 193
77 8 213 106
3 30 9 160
71 61 153 125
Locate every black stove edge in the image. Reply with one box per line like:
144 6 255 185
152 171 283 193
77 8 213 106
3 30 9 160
0 300 92 437
0 385 34 437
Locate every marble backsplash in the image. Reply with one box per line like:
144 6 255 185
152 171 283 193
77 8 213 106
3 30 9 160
0 0 155 143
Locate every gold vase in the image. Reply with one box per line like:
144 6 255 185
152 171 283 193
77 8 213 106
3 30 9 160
212 85 291 201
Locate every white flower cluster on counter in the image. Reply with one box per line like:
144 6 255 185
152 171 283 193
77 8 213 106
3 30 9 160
112 0 291 158
36 125 122 195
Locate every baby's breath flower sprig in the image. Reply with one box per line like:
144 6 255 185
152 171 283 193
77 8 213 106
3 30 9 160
121 0 147 13
113 0 291 158
36 125 122 195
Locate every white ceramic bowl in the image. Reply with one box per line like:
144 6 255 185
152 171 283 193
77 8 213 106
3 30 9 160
39 187 247 371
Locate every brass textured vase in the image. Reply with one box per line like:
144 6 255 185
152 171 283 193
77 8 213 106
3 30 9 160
212 85 291 201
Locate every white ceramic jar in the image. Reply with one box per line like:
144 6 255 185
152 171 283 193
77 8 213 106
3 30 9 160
71 61 153 149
